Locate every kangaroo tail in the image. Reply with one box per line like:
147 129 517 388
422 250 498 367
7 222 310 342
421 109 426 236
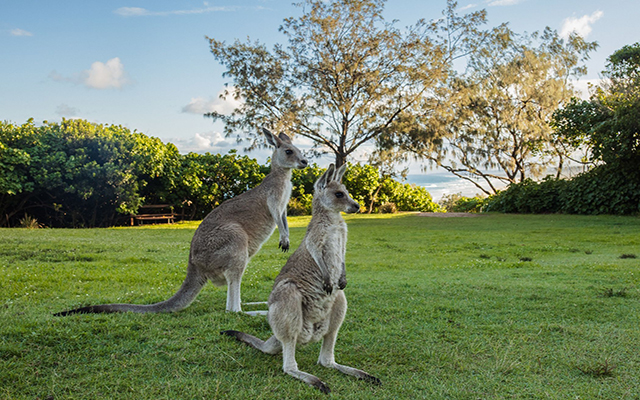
54 262 207 316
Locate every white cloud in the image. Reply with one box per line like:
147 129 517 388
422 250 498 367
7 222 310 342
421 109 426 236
182 89 243 115
171 131 236 153
560 10 603 39
114 7 149 17
10 28 33 37
84 58 129 89
487 0 521 6
114 5 263 17
50 57 130 89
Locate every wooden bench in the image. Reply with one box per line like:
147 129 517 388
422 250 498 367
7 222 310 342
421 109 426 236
130 204 176 226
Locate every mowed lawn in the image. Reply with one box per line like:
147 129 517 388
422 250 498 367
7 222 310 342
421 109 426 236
1 213 639 399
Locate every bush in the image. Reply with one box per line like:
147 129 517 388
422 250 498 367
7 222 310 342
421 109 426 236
387 181 441 212
379 202 398 214
451 196 486 213
484 166 640 215
288 162 441 214
287 194 313 216
439 193 486 213
484 177 568 214
560 165 640 215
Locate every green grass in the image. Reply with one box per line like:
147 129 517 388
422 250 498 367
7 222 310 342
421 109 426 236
1 213 640 399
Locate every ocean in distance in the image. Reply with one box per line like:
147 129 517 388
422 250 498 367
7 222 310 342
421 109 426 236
405 171 505 202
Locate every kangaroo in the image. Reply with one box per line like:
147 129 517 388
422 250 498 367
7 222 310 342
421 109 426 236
222 164 381 394
55 128 308 316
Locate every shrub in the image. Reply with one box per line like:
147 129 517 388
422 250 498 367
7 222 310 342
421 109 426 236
287 194 313 216
19 215 42 229
378 179 441 213
439 193 464 212
451 196 486 213
379 202 398 214
287 163 441 214
484 165 640 215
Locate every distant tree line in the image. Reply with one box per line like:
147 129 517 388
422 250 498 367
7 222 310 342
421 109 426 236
0 118 439 227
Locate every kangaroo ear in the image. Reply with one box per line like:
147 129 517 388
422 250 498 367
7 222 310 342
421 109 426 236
315 163 335 190
278 132 292 144
262 128 282 148
333 164 347 183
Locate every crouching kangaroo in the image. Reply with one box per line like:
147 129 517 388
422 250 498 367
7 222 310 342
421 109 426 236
55 128 307 316
222 163 381 394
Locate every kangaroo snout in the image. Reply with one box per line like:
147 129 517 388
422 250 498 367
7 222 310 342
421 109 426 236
298 159 309 169
347 202 361 214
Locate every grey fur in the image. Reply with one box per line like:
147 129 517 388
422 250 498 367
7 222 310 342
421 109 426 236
222 164 381 394
55 128 307 316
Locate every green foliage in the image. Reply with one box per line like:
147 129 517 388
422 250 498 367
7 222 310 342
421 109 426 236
484 177 569 214
484 166 640 215
487 43 640 216
489 42 640 216
378 178 441 212
1 119 440 226
452 196 486 213
560 165 640 215
164 151 266 220
0 119 267 227
553 42 640 172
440 193 486 213
288 163 324 215
288 162 440 214
342 163 382 211
0 119 180 227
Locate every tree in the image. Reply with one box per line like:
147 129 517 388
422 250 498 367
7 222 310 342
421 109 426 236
384 15 597 195
206 0 451 166
553 43 640 172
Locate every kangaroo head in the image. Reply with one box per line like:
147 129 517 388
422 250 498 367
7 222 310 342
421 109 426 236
263 128 308 170
313 163 361 214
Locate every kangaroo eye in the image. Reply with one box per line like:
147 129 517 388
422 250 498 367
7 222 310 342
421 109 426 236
335 192 344 198
285 149 293 155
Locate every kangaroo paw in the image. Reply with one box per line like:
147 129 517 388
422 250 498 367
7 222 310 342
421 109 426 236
362 373 382 386
312 380 331 394
279 239 290 252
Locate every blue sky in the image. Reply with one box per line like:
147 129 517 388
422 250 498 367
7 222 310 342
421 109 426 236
2 0 638 197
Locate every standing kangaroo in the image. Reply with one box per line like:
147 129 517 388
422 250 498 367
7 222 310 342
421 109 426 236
222 164 381 394
55 128 308 316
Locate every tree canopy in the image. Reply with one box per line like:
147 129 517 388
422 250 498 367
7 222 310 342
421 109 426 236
207 0 452 166
485 43 640 215
383 20 597 195
553 42 640 172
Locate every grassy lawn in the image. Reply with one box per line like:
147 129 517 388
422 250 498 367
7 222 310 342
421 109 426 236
1 213 640 399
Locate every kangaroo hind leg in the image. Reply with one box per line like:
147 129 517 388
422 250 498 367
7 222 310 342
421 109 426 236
220 331 282 355
224 264 245 312
281 340 331 394
217 243 249 313
317 291 381 386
